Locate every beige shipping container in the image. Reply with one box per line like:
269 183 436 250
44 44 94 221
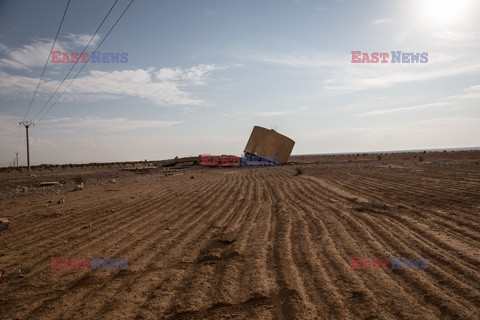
244 126 295 164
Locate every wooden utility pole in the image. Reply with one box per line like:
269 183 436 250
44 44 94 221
19 121 34 172
15 152 19 167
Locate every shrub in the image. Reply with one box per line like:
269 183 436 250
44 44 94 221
73 175 84 184
294 167 304 176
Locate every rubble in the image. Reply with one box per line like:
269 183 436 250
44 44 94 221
0 218 10 231
221 225 239 244
122 167 156 174
39 181 61 187
153 156 200 168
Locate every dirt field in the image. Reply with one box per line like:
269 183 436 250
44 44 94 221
0 151 479 319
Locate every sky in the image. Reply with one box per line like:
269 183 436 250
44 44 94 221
0 0 479 166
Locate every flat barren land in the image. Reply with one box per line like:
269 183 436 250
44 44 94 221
0 151 479 320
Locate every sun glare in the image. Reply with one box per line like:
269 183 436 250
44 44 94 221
421 0 474 25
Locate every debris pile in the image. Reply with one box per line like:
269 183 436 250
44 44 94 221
0 218 10 232
152 126 295 168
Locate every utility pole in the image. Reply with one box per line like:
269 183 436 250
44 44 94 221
19 121 34 172
15 152 19 167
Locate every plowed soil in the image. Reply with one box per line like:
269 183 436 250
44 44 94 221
1 151 479 319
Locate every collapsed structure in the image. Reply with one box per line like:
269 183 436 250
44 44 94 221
243 126 295 165
154 126 295 168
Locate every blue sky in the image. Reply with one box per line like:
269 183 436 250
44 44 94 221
1 0 479 166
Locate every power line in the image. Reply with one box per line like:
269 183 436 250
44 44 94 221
36 0 134 123
23 0 71 121
31 0 120 122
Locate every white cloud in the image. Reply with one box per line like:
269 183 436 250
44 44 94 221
155 64 235 85
41 117 184 132
243 47 480 91
432 31 480 51
244 50 343 68
0 64 235 106
372 18 392 25
359 102 447 116
155 68 184 81
357 84 480 116
243 46 480 92
64 33 101 47
433 31 472 41
0 39 65 70
442 84 480 101
0 34 106 70
254 111 296 117
324 61 480 91
181 107 195 114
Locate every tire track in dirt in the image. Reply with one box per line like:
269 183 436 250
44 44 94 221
346 188 480 276
268 188 318 319
158 172 253 318
294 174 478 318
353 213 480 318
21 174 236 319
160 169 284 319
266 171 356 317
353 175 480 221
4 185 164 266
298 176 475 318
330 177 480 242
209 170 273 307
281 173 398 319
3 185 176 286
68 176 237 316
352 206 480 305
6 183 157 243
91 171 250 319
1 188 174 308
306 174 480 279
265 173 349 318
350 174 480 219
